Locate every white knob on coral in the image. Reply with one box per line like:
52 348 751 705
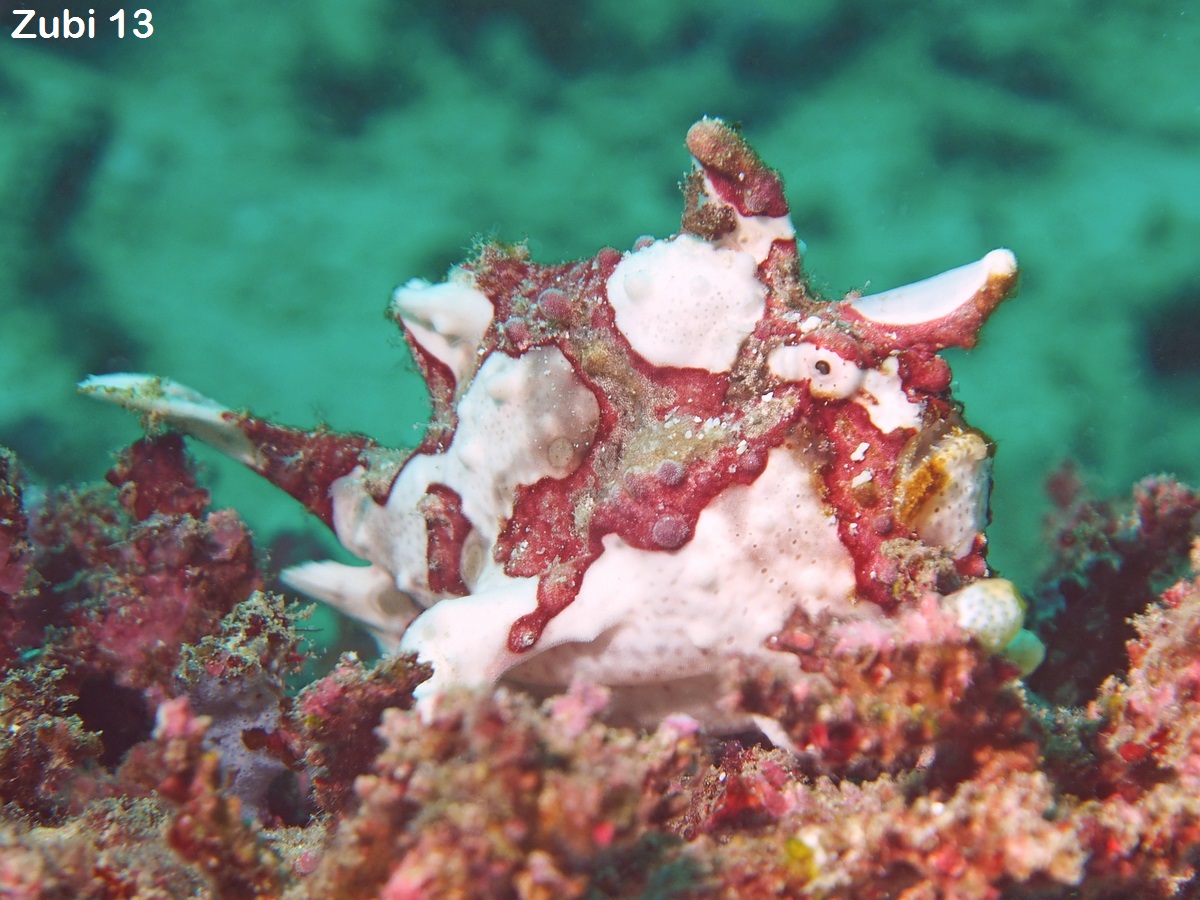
945 578 1025 653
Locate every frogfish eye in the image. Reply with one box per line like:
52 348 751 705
767 342 865 400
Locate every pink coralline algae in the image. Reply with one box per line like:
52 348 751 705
82 117 1041 726
0 449 37 668
2 120 1200 897
33 434 261 696
1028 467 1200 706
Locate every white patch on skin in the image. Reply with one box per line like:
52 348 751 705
77 374 260 467
849 249 1016 326
281 560 418 648
400 566 543 703
328 346 600 605
390 274 494 384
696 172 797 264
607 234 766 372
767 343 864 399
799 315 821 333
856 357 924 432
715 212 795 264
908 429 991 558
353 438 860 716
850 470 873 488
503 439 859 695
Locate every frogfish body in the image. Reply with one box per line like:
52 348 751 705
83 118 1041 727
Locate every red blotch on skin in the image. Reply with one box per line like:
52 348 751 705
686 118 790 218
231 415 386 530
420 484 473 596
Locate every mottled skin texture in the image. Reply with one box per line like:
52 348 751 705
81 118 1022 721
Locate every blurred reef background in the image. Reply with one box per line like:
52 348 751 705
2 0 1199 597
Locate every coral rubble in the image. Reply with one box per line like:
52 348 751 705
3 437 1200 895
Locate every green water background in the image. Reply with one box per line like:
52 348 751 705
2 1 1198 613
